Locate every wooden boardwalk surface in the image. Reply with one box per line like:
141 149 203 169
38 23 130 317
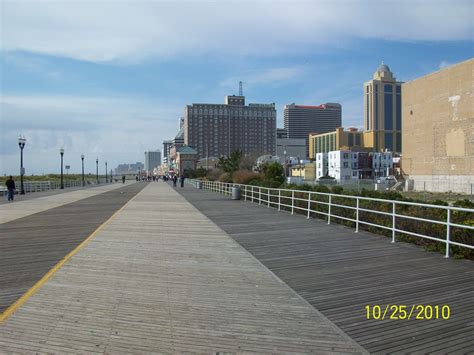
0 183 365 353
0 183 146 313
178 185 474 354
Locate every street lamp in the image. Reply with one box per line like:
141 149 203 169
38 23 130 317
105 161 108 183
96 158 99 184
18 136 26 195
81 154 85 186
60 148 64 189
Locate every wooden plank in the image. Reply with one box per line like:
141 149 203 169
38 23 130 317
177 185 474 353
0 183 365 353
0 183 146 313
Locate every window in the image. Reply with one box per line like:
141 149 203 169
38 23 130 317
384 84 393 93
343 162 348 168
348 134 353 146
384 93 393 130
384 133 393 151
375 91 379 130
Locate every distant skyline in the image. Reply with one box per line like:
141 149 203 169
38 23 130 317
1 0 473 174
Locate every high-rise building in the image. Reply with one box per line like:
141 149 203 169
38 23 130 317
402 58 473 193
364 63 403 153
284 103 342 157
114 162 144 175
163 140 173 161
184 95 276 159
144 150 161 173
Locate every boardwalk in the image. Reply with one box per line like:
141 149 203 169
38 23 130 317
0 183 364 353
0 183 146 313
177 185 474 354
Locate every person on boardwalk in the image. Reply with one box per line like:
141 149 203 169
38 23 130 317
180 175 185 188
172 175 177 187
122 175 126 184
5 176 16 201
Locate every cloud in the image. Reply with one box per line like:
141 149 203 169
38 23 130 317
221 66 306 90
0 94 182 174
1 0 472 63
439 60 453 69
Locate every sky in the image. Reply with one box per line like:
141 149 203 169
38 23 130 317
0 0 473 175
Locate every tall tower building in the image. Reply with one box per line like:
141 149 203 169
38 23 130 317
364 63 403 153
144 150 161 173
184 95 276 159
284 103 342 157
162 140 173 161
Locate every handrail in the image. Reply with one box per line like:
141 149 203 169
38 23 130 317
1 179 113 194
187 179 474 258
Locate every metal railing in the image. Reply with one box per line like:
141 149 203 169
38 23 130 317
187 179 474 258
1 179 112 194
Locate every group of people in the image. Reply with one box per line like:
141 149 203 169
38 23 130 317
133 174 186 188
163 174 185 188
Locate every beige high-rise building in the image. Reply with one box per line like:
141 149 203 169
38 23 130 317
364 63 403 153
402 58 473 193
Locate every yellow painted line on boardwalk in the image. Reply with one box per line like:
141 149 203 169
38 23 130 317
0 188 142 324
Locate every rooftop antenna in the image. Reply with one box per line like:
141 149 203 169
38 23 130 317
239 81 243 96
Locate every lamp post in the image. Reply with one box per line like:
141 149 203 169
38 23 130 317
105 161 108 183
60 148 64 189
96 158 99 184
81 154 85 186
18 136 26 195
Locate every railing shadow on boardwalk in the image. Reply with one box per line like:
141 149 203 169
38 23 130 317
178 181 474 354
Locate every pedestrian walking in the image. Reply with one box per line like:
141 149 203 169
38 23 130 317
172 175 177 187
180 175 185 188
122 175 126 184
5 176 16 201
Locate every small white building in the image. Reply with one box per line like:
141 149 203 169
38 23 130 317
327 150 359 182
316 150 393 182
315 153 328 179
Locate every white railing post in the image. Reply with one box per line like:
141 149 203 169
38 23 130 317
259 187 262 205
355 198 359 233
291 191 294 215
278 190 281 211
328 195 332 224
267 188 270 208
307 192 311 219
445 208 451 258
251 186 254 203
392 202 396 243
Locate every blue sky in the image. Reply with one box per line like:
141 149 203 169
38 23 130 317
1 0 473 175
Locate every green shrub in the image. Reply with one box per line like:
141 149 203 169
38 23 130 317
312 185 330 193
331 186 344 194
